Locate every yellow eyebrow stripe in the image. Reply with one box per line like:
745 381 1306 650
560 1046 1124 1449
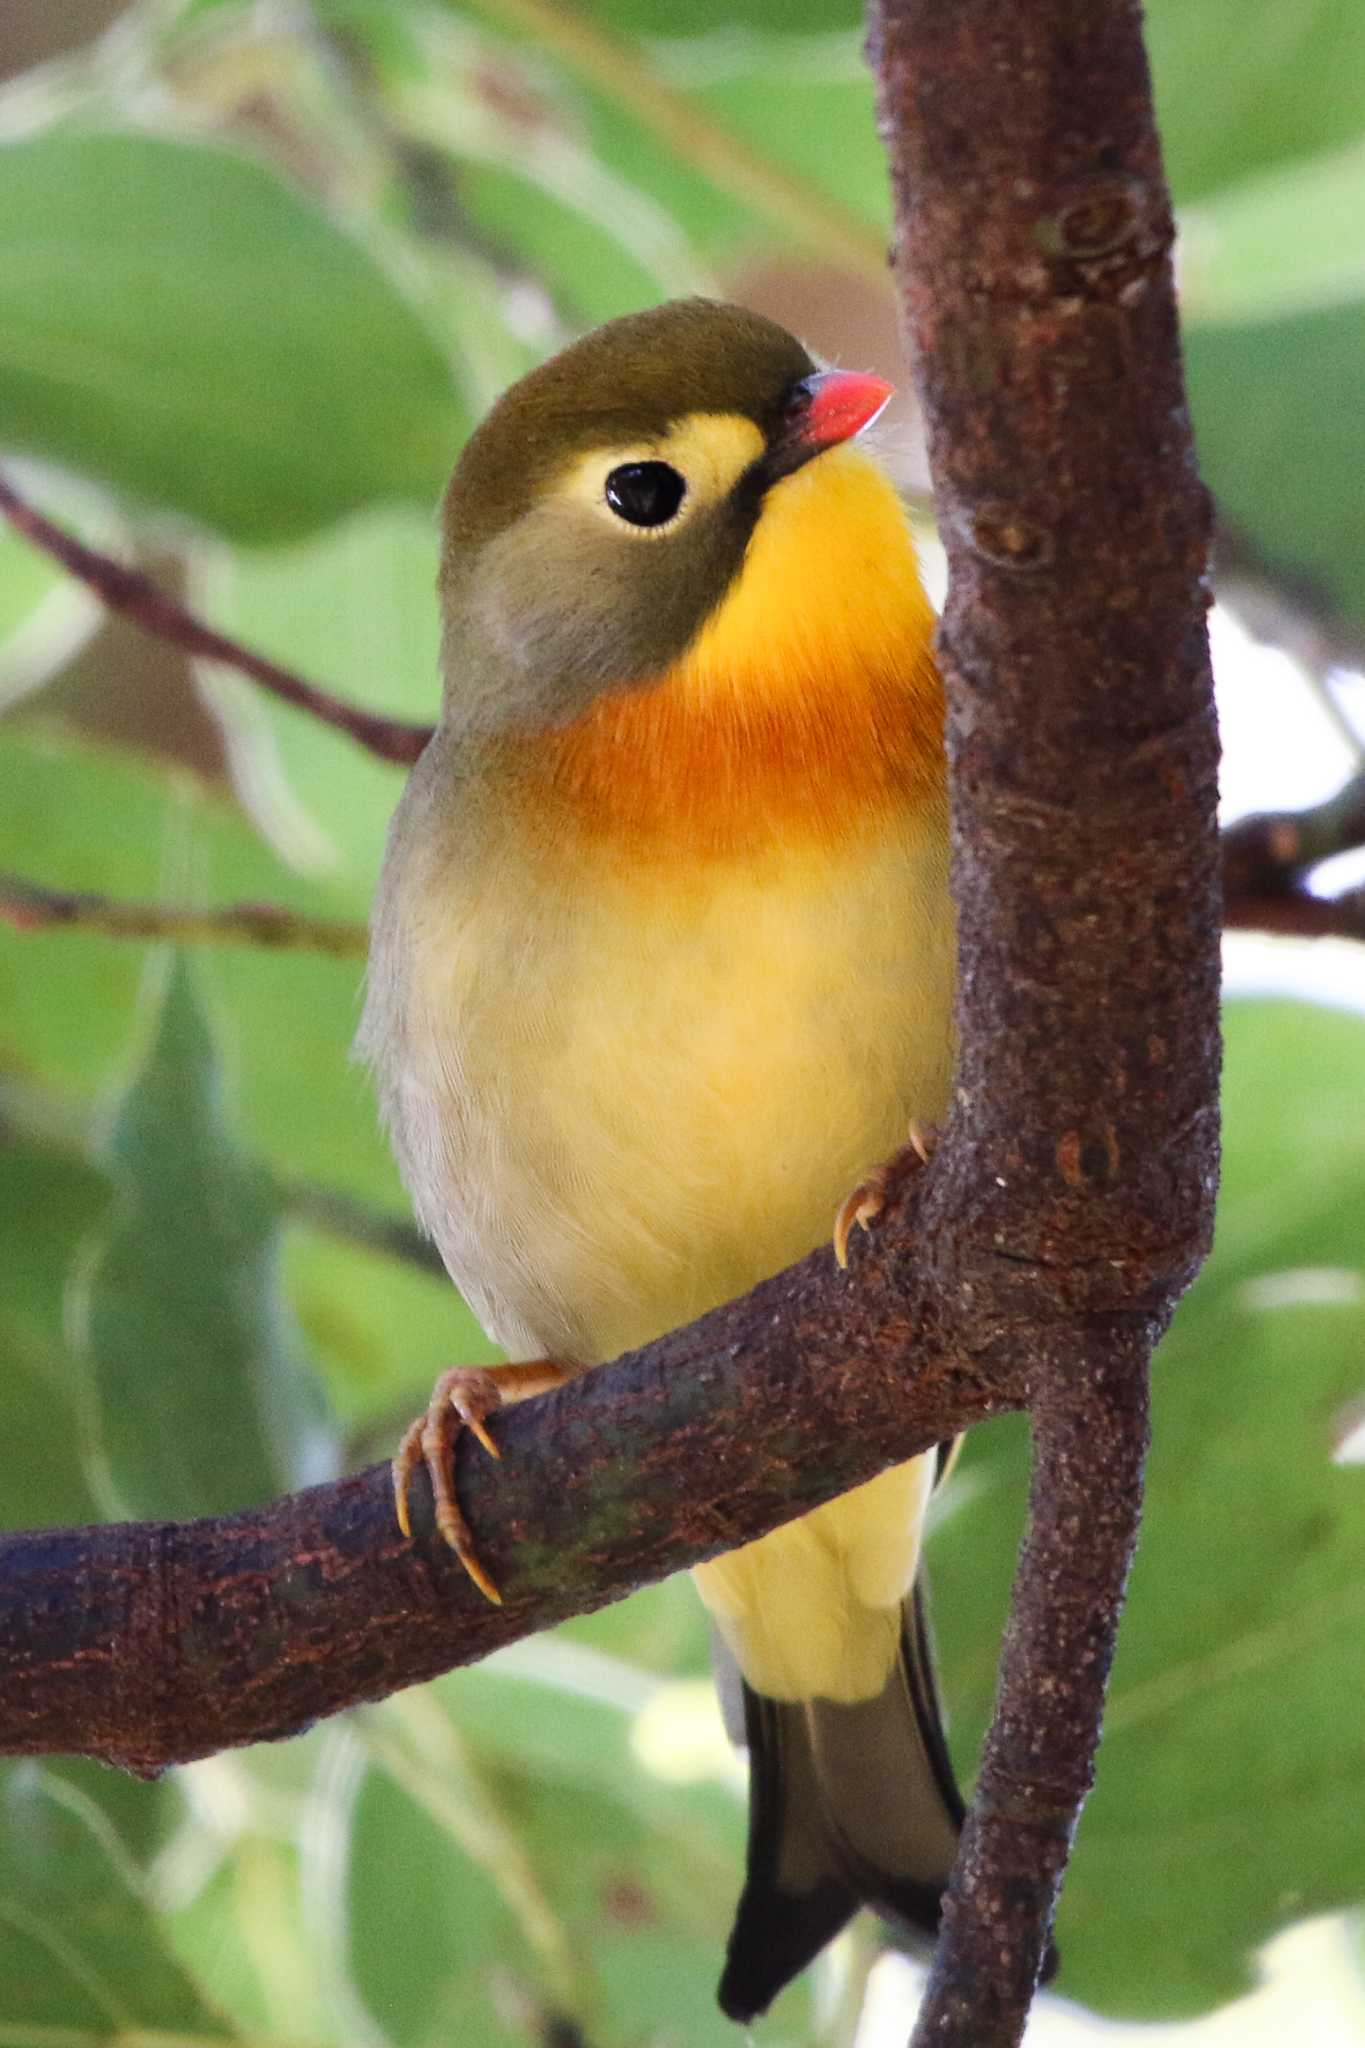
556 411 765 524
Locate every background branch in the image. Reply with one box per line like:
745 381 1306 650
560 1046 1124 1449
274 1173 448 1275
471 0 891 284
0 872 367 955
0 473 430 765
1223 886 1365 941
1223 768 1365 887
1221 768 1365 939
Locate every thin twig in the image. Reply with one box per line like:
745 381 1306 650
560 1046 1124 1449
0 474 433 767
0 873 367 957
915 1353 1150 2040
276 1174 447 1275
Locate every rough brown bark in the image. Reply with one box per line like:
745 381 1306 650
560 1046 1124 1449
870 0 1220 2040
0 1209 1015 1773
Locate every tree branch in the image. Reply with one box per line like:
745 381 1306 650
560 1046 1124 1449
1221 769 1365 940
0 872 367 955
870 0 1220 2039
0 474 430 767
913 1337 1151 2038
1223 769 1365 889
0 1200 1020 1775
1224 885 1365 941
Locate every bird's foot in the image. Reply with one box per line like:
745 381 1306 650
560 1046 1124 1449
392 1359 568 1602
833 1118 939 1269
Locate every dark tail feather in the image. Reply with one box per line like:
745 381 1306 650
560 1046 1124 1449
717 1683 860 2025
717 1582 966 2025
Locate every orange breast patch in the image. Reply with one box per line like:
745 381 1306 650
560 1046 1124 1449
520 445 944 862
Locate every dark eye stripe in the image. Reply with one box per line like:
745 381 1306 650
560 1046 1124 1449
605 462 686 528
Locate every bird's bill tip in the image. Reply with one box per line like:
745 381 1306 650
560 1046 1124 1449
790 367 895 451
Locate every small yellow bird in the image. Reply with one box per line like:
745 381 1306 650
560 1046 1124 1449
360 298 962 2021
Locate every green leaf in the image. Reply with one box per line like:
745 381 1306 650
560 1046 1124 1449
79 953 337 1518
0 1756 230 2035
1181 144 1365 326
282 1218 494 1431
582 0 860 29
682 72 888 231
0 723 391 1197
341 1678 801 2048
0 130 465 540
930 998 1365 2019
320 1713 529 2048
0 1137 110 1531
0 524 71 686
0 1137 108 1344
157 1742 341 2043
1185 303 1365 629
1145 0 1365 205
0 722 488 1431
202 502 440 901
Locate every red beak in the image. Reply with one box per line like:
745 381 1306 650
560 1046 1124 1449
798 368 895 449
766 368 895 479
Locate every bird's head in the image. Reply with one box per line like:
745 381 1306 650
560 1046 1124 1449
437 299 897 735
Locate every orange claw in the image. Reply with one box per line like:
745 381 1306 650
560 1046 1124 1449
833 1118 939 1270
391 1360 568 1603
833 1168 889 1270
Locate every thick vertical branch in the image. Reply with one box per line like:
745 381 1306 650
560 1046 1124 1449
870 1 1222 2041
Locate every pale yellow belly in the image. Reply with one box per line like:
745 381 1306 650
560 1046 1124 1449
400 804 954 1372
377 793 954 1703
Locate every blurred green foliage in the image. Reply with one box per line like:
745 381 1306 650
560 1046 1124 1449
1 1 1363 2043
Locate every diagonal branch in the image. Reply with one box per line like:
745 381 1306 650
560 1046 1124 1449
0 474 431 766
0 1194 1021 1775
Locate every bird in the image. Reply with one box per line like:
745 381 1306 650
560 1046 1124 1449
359 296 963 2023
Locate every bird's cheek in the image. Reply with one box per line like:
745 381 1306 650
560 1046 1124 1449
477 521 641 704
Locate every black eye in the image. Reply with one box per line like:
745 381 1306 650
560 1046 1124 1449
604 462 686 528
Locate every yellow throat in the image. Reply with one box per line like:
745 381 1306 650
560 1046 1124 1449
524 444 945 861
